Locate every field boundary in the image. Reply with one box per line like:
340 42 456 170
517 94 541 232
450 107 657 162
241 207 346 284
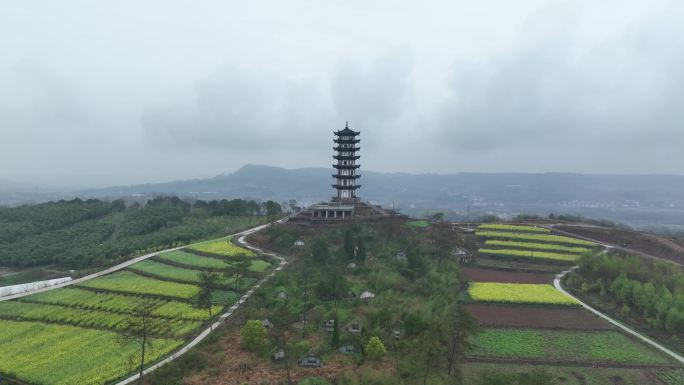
114 218 288 385
554 267 684 365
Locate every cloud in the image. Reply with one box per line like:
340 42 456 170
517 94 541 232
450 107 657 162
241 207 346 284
433 1 684 169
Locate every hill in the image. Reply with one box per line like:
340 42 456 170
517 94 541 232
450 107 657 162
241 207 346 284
77 165 684 230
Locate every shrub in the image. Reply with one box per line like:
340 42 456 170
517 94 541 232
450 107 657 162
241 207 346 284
365 336 387 361
240 320 267 350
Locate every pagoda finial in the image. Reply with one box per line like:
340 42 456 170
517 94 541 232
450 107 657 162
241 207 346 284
345 121 349 129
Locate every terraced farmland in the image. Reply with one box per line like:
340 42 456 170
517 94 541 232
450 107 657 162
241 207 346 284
0 233 274 385
475 230 596 246
466 223 676 381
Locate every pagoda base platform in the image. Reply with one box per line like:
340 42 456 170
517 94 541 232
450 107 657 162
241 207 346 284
291 201 405 223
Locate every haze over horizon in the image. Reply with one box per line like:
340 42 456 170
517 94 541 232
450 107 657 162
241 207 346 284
2 1 683 187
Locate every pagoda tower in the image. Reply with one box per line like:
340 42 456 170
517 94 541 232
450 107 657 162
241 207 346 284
332 122 361 202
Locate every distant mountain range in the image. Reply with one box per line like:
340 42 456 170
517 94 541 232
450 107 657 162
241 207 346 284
4 164 684 231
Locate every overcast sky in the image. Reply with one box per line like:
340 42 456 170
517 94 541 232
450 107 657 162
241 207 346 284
1 0 682 187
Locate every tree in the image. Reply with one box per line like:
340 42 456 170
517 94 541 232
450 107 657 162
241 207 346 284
119 300 170 385
365 336 387 361
311 238 330 264
331 313 340 349
445 303 478 378
196 271 220 331
240 320 267 350
229 255 252 293
343 229 355 260
356 236 366 262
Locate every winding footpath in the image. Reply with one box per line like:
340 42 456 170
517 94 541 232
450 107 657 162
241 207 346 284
115 218 288 385
554 267 684 365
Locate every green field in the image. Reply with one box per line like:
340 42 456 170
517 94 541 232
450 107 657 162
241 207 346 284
78 271 199 299
20 287 164 313
128 260 234 285
152 301 223 321
476 231 596 246
484 240 591 254
658 369 684 385
471 328 671 365
157 250 231 269
0 320 182 385
477 223 550 233
468 282 578 305
405 220 430 228
478 248 578 262
187 238 255 258
248 259 272 272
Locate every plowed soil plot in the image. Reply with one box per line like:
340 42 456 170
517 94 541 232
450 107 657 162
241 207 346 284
465 304 613 330
463 267 552 284
557 225 684 265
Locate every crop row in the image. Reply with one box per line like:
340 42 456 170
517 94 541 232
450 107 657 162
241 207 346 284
471 328 671 365
128 260 234 285
157 250 231 269
0 320 182 385
468 282 579 306
0 300 201 336
476 223 550 233
475 231 596 246
78 271 199 299
187 238 255 258
478 248 578 263
20 287 165 313
484 240 591 254
20 287 225 321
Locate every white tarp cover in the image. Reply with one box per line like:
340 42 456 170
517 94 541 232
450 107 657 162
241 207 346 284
0 277 72 297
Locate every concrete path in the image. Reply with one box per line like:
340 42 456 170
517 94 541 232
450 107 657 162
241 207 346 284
115 218 288 385
554 267 684 365
0 246 184 303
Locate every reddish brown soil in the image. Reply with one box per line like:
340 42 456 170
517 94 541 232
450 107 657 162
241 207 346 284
464 304 613 330
463 267 552 284
556 225 684 265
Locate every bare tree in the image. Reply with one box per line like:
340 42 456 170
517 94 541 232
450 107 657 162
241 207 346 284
197 271 220 330
118 299 170 385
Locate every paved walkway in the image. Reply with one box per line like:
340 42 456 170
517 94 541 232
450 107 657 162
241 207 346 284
0 246 184 303
115 218 288 385
554 267 684 365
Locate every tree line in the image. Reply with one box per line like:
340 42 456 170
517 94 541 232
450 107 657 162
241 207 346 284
0 196 282 269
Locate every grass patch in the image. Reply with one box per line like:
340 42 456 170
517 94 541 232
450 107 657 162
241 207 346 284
187 238 255 258
405 220 429 228
478 248 578 263
471 329 672 365
468 282 578 305
477 224 550 233
476 231 596 246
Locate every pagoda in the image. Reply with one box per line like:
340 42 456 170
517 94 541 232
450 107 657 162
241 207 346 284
332 122 361 202
292 122 405 222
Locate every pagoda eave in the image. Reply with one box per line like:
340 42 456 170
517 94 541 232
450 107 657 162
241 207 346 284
332 174 361 179
333 155 361 161
333 146 360 152
332 184 361 190
334 138 360 144
333 164 361 170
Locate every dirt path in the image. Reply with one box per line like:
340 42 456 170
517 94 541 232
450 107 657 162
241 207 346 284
554 267 684 366
115 218 289 385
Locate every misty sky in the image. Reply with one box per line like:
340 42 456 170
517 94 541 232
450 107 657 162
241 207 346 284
1 1 682 187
